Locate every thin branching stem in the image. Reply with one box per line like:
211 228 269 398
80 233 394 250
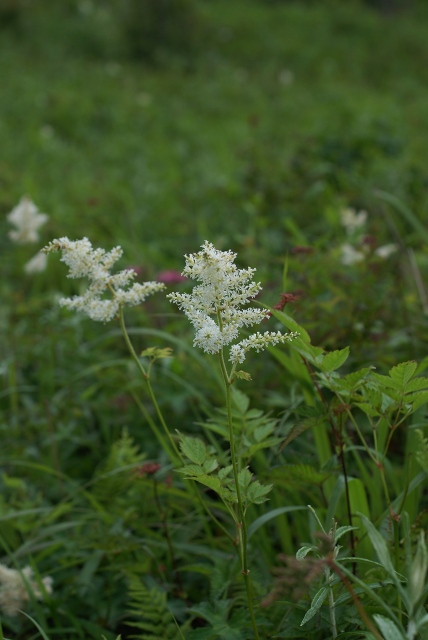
218 348 260 640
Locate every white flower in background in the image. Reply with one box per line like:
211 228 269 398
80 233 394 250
374 243 398 259
24 251 48 274
0 564 53 617
340 242 366 266
340 208 367 235
7 196 49 244
43 237 165 322
168 241 298 364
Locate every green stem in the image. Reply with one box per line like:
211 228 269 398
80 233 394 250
218 349 260 640
119 307 234 543
325 566 337 639
119 306 181 465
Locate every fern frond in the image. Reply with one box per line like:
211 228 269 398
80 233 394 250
126 575 182 640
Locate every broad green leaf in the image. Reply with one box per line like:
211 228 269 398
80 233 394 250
179 435 207 465
218 465 233 481
178 464 205 477
373 614 406 640
300 586 329 626
371 372 401 390
354 402 380 418
319 347 350 373
246 480 272 504
389 361 418 388
187 474 222 493
238 468 252 489
253 422 275 442
334 367 374 393
203 459 219 474
405 391 428 412
405 377 428 392
231 388 250 413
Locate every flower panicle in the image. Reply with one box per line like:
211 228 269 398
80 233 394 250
168 240 298 363
7 196 49 244
0 563 53 617
44 236 165 322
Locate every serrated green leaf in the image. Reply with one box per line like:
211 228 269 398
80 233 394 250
406 391 428 412
253 422 275 442
405 377 428 392
218 465 233 481
203 459 219 474
389 361 418 388
373 615 406 640
319 347 350 373
188 474 222 493
230 388 250 414
246 480 272 504
179 435 207 465
354 402 381 418
371 372 401 390
300 586 329 626
334 367 374 393
234 370 252 381
178 463 204 477
238 468 252 489
140 346 173 359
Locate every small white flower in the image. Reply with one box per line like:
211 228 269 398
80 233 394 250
24 251 48 274
0 564 53 617
374 243 398 259
168 241 298 363
7 196 49 244
43 237 165 322
340 208 367 235
340 243 365 266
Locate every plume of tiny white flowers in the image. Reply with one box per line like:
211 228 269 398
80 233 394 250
7 196 49 244
168 241 298 365
340 242 366 266
43 237 165 322
340 208 367 235
24 251 48 274
0 564 53 617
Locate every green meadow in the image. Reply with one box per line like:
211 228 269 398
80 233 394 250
1 1 428 638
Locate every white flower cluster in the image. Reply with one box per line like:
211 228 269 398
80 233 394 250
7 196 49 244
43 237 165 322
340 208 367 235
0 564 53 617
168 241 298 364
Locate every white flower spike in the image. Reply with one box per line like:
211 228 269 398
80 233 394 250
0 564 53 617
7 196 49 244
43 237 165 322
168 241 298 364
